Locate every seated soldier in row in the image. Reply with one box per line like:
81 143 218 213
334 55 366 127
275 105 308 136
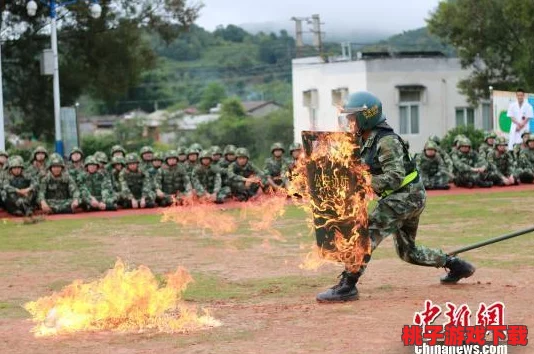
517 134 534 183
416 141 451 190
119 153 155 209
38 154 80 214
191 151 230 204
228 148 264 201
451 137 493 188
263 142 287 193
2 156 37 216
155 150 192 206
486 137 518 186
80 156 117 211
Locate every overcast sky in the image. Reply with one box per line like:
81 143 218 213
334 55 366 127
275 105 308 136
196 0 442 35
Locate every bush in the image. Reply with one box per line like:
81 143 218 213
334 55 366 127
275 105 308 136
440 125 485 152
7 141 53 162
81 134 118 157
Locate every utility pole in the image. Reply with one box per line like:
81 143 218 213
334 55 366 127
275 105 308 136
290 17 306 58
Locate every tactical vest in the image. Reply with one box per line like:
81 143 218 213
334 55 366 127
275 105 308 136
85 172 104 198
195 166 217 191
8 175 31 190
161 166 188 194
44 175 71 200
125 171 145 199
265 158 284 177
420 155 440 176
232 163 255 179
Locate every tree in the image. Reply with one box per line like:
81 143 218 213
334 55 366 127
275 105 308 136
0 0 201 140
213 24 249 43
427 0 534 105
199 82 227 112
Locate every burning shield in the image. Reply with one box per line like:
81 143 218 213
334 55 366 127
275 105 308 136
301 131 371 269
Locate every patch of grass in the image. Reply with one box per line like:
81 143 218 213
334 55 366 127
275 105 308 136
0 301 28 319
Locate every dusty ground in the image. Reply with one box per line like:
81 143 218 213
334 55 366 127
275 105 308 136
1 187 533 354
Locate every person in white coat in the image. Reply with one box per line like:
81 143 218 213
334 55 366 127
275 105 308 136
507 88 533 151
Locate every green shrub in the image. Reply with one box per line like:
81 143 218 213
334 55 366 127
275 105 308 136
440 125 485 151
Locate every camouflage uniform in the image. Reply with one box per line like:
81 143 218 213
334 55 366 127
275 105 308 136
428 135 453 175
109 156 125 197
155 150 192 206
263 142 288 191
185 147 201 176
415 141 450 190
26 146 49 182
110 145 126 158
478 132 497 159
147 152 163 192
451 137 493 188
38 155 80 214
486 137 518 185
512 132 530 160
119 153 155 208
0 150 8 208
210 146 223 163
227 148 264 201
2 156 37 216
516 135 534 183
191 151 229 203
176 146 188 165
139 146 154 172
79 157 117 211
67 147 85 185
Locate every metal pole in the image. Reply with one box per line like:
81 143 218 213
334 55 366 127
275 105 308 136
50 0 63 156
448 225 534 256
0 39 5 150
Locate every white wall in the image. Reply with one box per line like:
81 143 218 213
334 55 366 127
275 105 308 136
292 58 367 143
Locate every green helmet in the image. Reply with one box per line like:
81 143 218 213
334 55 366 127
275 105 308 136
341 91 386 132
223 144 237 155
484 132 497 141
189 143 203 152
211 146 223 155
199 150 213 160
110 145 126 156
187 147 200 156
424 141 438 150
165 150 179 160
526 134 534 142
8 155 24 169
48 153 65 168
69 146 84 158
139 146 154 156
177 146 187 155
94 151 108 164
453 134 467 146
494 137 507 146
458 137 472 147
289 142 303 152
111 156 125 166
84 156 99 167
0 150 8 158
428 135 441 145
152 152 164 161
32 146 49 160
235 147 250 158
125 153 140 164
270 142 285 153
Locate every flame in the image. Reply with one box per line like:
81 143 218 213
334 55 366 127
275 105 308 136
288 132 374 273
240 193 288 241
24 259 221 337
160 199 238 236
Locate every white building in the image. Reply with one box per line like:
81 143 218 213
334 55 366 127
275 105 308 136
292 52 493 151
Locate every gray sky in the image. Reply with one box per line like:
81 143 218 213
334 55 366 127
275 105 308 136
196 0 442 35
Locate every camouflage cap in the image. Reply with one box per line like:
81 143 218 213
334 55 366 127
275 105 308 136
125 153 140 164
110 145 126 155
69 146 84 158
525 133 534 142
494 136 508 146
189 143 203 152
8 155 24 169
0 150 8 158
139 146 154 155
176 146 187 155
270 142 285 153
484 132 497 141
453 134 467 146
211 146 223 155
199 150 213 160
458 137 472 147
48 153 65 168
235 147 250 158
223 144 237 155
165 150 179 160
428 135 441 145
32 146 49 159
289 142 303 152
111 156 125 166
187 147 200 155
152 151 164 161
94 151 108 164
84 156 99 167
424 141 438 150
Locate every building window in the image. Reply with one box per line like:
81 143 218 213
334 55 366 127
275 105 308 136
331 88 349 107
482 103 493 131
455 107 475 127
303 89 319 130
398 88 421 135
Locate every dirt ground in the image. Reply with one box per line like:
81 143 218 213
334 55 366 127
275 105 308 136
1 187 533 354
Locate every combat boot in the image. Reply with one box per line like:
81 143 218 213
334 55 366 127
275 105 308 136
316 271 359 303
477 180 493 188
440 256 475 284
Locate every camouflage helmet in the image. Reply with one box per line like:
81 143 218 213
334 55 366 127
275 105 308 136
289 142 303 152
8 155 24 169
0 150 8 158
125 153 140 164
453 134 467 146
187 147 201 156
484 132 497 141
458 137 472 147
152 151 164 162
176 146 187 155
223 144 237 155
32 146 49 160
111 156 125 166
165 150 179 160
189 143 203 152
94 151 108 164
270 142 285 153
235 147 250 158
69 146 84 158
139 146 154 156
199 150 213 160
526 133 534 142
110 145 126 156
48 153 65 168
494 137 508 146
84 156 99 167
424 141 438 150
428 135 441 145
211 146 223 155
341 91 386 133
